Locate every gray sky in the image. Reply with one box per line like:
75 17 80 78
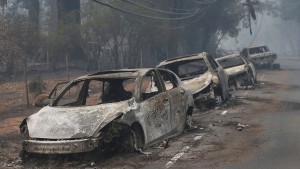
220 0 300 57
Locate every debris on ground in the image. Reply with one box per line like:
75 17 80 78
163 140 169 149
193 136 203 141
245 86 255 90
5 161 15 168
155 139 169 149
236 123 250 131
136 149 151 156
221 110 228 115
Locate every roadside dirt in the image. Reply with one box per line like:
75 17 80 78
0 71 294 169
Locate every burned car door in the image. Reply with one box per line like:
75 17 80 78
206 55 229 99
139 70 172 143
241 55 257 81
157 69 186 133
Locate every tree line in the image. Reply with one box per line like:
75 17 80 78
3 0 285 105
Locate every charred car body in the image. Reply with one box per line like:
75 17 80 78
20 68 194 155
157 53 229 108
240 45 278 69
216 54 256 88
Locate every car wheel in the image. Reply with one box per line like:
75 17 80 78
121 124 144 152
185 107 193 129
131 125 144 150
19 150 30 161
20 124 29 139
186 115 192 128
214 86 224 105
249 74 256 86
272 63 281 70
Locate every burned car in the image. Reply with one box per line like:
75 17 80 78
157 53 229 108
33 81 69 107
20 68 194 155
216 54 257 89
240 45 278 69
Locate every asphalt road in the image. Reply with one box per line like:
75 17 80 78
220 57 300 169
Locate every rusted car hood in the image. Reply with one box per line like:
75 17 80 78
182 71 212 94
224 65 246 76
27 101 129 139
249 52 276 58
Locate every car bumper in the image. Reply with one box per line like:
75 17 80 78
22 138 100 154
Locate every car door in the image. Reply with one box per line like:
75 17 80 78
206 55 229 99
139 70 172 144
241 55 257 80
157 69 186 133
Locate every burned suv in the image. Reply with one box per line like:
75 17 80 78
157 53 229 108
240 45 278 69
20 69 194 155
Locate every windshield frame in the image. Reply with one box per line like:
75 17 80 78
50 77 136 107
160 58 209 80
217 56 246 69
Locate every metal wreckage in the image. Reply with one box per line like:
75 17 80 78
216 54 257 89
240 45 279 69
157 53 230 109
20 68 194 155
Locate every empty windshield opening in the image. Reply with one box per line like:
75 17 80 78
52 78 135 107
249 46 270 55
218 56 245 69
161 59 208 80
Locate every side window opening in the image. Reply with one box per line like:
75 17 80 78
169 59 208 79
54 78 134 107
158 70 178 91
85 80 103 106
48 82 69 99
140 71 162 100
101 79 133 103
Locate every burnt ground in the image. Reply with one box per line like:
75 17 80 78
0 69 296 169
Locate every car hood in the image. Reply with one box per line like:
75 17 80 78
249 52 276 58
182 71 212 94
225 65 246 76
26 101 129 139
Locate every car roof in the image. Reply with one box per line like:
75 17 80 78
245 45 268 49
158 52 207 66
75 69 152 81
216 53 240 61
